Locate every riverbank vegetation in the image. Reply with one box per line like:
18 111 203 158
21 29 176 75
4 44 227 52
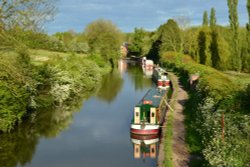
0 0 123 133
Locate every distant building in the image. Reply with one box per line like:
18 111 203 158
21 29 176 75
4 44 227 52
120 42 129 58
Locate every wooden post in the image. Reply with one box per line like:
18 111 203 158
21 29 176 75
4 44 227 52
221 112 224 142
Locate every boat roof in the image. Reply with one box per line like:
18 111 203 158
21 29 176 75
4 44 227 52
136 87 166 107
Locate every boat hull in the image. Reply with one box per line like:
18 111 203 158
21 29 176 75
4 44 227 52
130 124 160 135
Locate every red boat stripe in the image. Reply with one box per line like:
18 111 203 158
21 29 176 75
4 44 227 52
130 128 159 135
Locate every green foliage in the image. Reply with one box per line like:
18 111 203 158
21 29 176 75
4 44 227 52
210 8 217 29
0 51 37 132
227 0 241 71
161 53 250 167
202 11 209 26
85 19 123 63
128 28 147 56
0 48 110 132
158 19 182 53
198 27 212 66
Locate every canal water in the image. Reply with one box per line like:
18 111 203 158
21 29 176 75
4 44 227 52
0 61 160 167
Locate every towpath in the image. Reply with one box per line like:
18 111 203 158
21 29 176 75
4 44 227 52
158 73 189 167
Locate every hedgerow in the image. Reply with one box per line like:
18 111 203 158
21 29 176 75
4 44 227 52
161 52 250 167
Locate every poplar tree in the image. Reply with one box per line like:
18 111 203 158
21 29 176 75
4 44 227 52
227 0 241 71
244 0 250 71
247 0 250 55
209 8 220 69
203 11 209 26
210 8 216 29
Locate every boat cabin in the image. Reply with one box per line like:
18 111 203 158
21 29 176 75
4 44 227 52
133 88 167 125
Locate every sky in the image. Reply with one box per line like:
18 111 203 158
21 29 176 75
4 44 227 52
45 0 249 34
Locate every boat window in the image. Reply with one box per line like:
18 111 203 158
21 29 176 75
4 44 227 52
152 113 155 117
136 112 139 117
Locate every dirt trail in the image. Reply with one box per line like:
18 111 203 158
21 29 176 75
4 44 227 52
158 73 189 167
172 76 189 167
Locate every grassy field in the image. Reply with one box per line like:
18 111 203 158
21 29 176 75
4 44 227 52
29 49 87 65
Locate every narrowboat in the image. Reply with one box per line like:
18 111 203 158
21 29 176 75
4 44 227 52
142 57 154 70
130 87 168 135
153 67 171 89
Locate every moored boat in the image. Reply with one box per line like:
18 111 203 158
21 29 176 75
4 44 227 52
142 57 154 70
153 67 171 89
130 87 168 135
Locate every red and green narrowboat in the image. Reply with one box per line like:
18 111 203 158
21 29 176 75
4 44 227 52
130 87 168 135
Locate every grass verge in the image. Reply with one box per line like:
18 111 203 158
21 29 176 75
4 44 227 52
163 72 178 167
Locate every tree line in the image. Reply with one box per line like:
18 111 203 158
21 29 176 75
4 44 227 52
128 0 250 72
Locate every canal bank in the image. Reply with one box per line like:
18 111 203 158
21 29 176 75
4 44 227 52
0 62 159 167
157 72 189 167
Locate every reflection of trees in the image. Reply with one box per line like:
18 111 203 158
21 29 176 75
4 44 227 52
127 65 152 90
0 89 94 167
0 124 38 167
97 70 123 103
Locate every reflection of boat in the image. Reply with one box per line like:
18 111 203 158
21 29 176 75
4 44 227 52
142 67 153 78
130 87 168 135
153 67 171 89
131 133 159 159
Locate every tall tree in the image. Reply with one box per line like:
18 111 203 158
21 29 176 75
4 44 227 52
158 19 182 53
243 0 250 71
198 30 207 64
203 11 209 26
209 8 220 69
247 0 250 59
227 0 241 71
85 19 123 66
210 8 217 29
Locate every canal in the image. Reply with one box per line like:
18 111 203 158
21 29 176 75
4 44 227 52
0 61 159 167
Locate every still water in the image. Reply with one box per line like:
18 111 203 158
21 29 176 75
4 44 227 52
0 61 159 167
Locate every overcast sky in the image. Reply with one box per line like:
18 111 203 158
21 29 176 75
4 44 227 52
45 0 249 34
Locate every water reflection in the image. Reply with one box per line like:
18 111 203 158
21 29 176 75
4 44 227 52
130 134 160 160
127 64 152 91
97 69 123 103
0 97 85 167
142 67 153 78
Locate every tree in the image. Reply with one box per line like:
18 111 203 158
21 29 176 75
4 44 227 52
158 19 182 53
0 0 57 50
198 30 207 64
0 0 57 31
227 0 241 71
209 8 220 69
85 19 123 66
243 0 250 71
128 28 147 56
203 11 209 26
210 8 216 29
